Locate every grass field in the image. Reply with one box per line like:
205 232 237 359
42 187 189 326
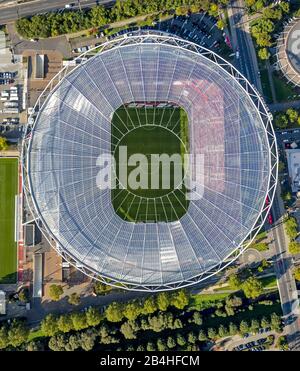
111 106 189 223
0 158 18 283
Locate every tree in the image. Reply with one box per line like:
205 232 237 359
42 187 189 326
294 267 300 281
278 161 285 173
80 330 97 351
191 311 202 325
288 241 300 255
27 340 44 351
177 333 186 346
41 314 59 336
198 329 207 341
142 296 157 315
282 190 292 202
86 307 102 327
270 313 282 332
261 316 270 329
229 322 238 336
217 19 226 30
239 320 250 335
275 114 289 129
93 281 112 296
68 293 81 306
123 301 141 320
167 336 176 349
242 276 263 299
287 108 299 123
57 314 74 333
71 312 87 331
157 338 167 351
218 324 228 338
0 136 8 151
106 302 124 322
258 47 270 60
207 327 217 340
188 331 197 344
120 320 138 339
146 342 156 351
226 295 243 308
156 291 170 311
250 319 260 334
277 335 289 351
48 334 67 351
0 325 9 349
279 1 289 13
228 273 242 289
49 284 63 301
285 216 298 240
170 289 189 309
8 320 29 347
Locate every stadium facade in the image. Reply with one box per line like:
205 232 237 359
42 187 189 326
276 17 300 87
22 33 278 291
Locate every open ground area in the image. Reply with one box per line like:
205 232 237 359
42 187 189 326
0 158 18 283
111 106 189 223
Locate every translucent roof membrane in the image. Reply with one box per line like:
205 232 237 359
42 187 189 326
27 35 274 289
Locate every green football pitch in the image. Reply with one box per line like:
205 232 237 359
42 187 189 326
0 158 18 283
111 106 190 223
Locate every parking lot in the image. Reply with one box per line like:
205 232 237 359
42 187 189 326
0 40 25 143
70 12 230 59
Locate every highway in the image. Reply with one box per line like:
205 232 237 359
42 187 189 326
0 0 114 25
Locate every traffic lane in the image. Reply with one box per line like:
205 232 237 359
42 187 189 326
0 0 114 24
231 7 258 86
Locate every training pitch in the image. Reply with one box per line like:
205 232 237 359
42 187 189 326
0 158 18 283
111 106 190 223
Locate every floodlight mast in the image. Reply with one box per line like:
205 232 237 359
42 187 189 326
22 33 278 292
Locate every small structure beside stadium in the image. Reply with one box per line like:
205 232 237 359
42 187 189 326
34 54 44 80
286 148 300 192
0 290 6 315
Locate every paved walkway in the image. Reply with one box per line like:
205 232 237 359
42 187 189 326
269 100 300 112
26 289 148 324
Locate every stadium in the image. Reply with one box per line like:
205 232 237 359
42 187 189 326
276 17 300 86
22 33 278 291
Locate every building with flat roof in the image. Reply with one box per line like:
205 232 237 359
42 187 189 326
0 290 6 315
286 149 300 192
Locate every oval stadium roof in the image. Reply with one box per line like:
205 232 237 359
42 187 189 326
24 34 277 291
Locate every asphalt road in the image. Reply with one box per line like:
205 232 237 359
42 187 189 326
228 0 262 93
0 0 114 25
271 187 300 350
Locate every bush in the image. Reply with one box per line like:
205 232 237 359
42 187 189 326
49 284 63 301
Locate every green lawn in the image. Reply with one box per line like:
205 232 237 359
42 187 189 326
111 106 189 222
273 74 297 102
260 275 277 289
0 158 18 283
260 69 273 103
189 293 230 310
